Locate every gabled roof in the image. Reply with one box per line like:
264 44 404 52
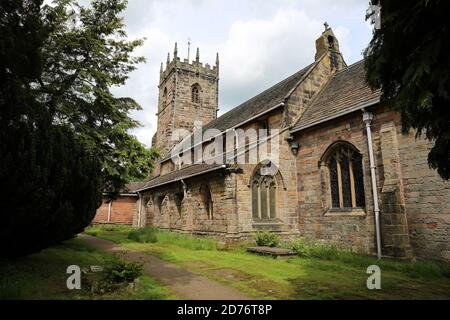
291 60 381 132
203 62 317 132
137 164 226 191
160 61 317 163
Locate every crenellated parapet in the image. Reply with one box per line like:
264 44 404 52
160 43 219 86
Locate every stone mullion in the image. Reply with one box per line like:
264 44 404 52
257 183 262 220
336 158 344 208
349 151 357 208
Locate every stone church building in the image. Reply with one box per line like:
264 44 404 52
95 27 450 261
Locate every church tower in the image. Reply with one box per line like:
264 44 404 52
152 43 219 155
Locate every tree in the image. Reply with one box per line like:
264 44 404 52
364 0 450 179
0 0 102 257
0 0 158 257
40 0 159 191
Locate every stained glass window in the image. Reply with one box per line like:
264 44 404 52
327 144 365 210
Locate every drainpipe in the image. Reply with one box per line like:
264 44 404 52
137 192 142 228
363 111 382 259
107 200 112 223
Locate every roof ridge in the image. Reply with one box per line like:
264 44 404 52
208 62 315 122
160 61 317 161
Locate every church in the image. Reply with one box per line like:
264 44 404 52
94 26 450 261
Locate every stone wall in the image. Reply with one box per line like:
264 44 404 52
232 109 299 237
286 47 346 127
139 170 238 237
295 110 376 254
396 124 450 261
294 105 450 261
154 56 219 155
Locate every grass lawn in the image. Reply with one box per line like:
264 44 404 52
85 225 450 300
0 237 176 300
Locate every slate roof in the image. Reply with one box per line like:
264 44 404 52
122 182 147 193
137 164 226 191
291 60 381 132
159 61 317 162
203 62 316 132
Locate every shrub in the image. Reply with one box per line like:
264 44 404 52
254 232 280 247
103 258 143 284
290 239 313 258
127 227 158 243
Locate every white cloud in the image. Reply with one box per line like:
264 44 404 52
218 9 323 110
105 0 372 147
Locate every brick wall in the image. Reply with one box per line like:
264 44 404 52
93 196 137 225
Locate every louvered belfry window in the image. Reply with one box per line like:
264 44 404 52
191 84 200 103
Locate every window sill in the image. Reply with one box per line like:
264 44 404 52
252 219 282 225
324 208 366 217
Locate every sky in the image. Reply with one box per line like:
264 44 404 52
107 0 374 147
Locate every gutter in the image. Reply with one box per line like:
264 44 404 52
102 192 139 197
135 165 227 192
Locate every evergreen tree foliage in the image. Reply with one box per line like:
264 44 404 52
365 0 450 179
0 0 157 256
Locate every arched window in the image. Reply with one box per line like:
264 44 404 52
155 194 167 215
200 184 213 219
325 143 365 209
251 164 277 220
173 192 184 216
191 84 200 103
327 35 335 48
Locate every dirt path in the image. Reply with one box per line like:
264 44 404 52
78 234 251 300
